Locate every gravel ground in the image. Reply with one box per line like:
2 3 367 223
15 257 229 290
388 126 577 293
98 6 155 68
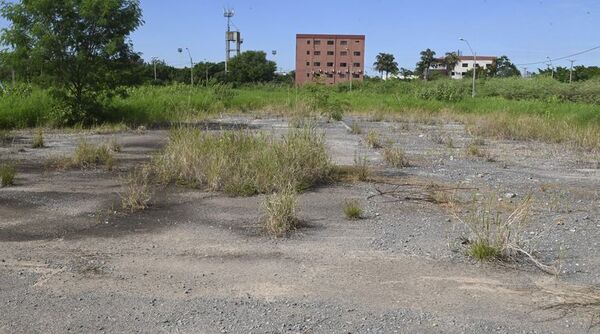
1 116 599 333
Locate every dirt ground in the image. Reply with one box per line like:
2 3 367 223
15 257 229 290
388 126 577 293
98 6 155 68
1 116 599 333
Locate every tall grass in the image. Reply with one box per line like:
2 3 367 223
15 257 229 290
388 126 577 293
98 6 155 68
154 125 333 196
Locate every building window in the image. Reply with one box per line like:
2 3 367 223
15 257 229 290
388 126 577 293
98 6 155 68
340 40 348 45
340 62 347 67
327 51 334 56
327 40 334 45
314 62 321 66
339 73 346 78
462 63 468 68
475 64 480 68
306 62 310 66
306 73 310 77
306 51 310 55
340 51 348 56
327 62 334 67
353 51 361 56
314 40 321 45
355 40 360 43
307 40 310 45
352 73 360 78
451 72 455 76
314 51 321 56
327 73 333 78
462 72 468 76
353 63 361 67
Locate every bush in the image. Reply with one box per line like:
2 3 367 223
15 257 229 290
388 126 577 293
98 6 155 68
417 80 467 102
0 163 16 187
154 126 332 196
366 130 382 148
343 199 363 220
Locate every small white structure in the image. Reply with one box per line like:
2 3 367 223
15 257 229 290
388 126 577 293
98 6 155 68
431 56 496 79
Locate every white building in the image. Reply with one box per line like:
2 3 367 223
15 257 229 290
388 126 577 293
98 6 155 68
431 56 496 79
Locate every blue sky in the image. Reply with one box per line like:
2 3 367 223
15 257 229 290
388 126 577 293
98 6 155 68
2 0 600 74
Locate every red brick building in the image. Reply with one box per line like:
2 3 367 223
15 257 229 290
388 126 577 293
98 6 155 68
295 34 365 86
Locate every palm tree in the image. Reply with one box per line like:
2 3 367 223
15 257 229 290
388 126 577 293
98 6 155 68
443 52 460 77
373 53 399 79
417 49 436 80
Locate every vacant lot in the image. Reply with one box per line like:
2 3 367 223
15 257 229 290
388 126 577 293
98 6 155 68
1 116 599 333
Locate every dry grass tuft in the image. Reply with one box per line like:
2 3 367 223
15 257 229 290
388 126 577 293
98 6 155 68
349 122 362 135
73 140 114 170
32 128 44 148
0 163 16 187
383 145 410 168
121 165 153 212
453 194 558 275
263 185 298 237
343 199 363 220
365 130 383 149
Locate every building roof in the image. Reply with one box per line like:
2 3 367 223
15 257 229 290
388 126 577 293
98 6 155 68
296 34 365 40
458 56 497 61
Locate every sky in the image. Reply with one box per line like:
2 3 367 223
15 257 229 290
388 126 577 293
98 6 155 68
2 0 600 74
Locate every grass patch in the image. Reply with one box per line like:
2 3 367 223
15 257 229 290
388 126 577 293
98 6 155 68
0 163 16 187
383 145 409 168
31 128 44 148
72 140 115 170
349 122 362 135
121 165 153 212
365 130 383 149
154 126 332 196
263 185 298 237
343 199 363 220
453 194 558 274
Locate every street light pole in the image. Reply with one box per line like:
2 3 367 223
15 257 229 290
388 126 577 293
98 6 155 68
204 59 209 87
178 48 194 86
346 47 353 92
459 38 476 98
151 57 159 82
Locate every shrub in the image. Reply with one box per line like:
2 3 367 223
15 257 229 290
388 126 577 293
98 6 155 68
417 80 467 102
353 154 370 181
0 163 16 187
32 128 44 148
330 109 344 121
383 145 409 168
72 140 114 170
263 185 298 237
343 199 362 220
154 126 332 196
121 165 153 212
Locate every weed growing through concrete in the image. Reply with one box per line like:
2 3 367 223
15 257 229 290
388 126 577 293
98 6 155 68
344 199 363 220
330 109 344 121
121 165 153 212
352 154 370 182
263 185 298 237
383 145 409 168
349 122 362 135
32 128 44 148
453 194 558 274
155 126 332 196
72 140 114 170
0 163 16 187
366 130 382 149
107 138 122 153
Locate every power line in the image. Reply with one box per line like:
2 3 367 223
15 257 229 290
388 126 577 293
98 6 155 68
515 44 600 66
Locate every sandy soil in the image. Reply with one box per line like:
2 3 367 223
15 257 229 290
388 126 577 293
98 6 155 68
1 116 599 333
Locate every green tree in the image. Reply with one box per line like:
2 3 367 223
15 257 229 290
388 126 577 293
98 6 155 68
227 51 276 84
443 52 460 77
373 53 399 79
416 49 436 81
0 0 143 124
487 56 520 78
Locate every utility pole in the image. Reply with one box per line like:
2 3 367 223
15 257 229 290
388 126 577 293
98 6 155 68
151 57 159 81
523 67 528 78
346 48 353 92
460 38 476 98
178 48 194 86
546 56 554 79
568 59 576 83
